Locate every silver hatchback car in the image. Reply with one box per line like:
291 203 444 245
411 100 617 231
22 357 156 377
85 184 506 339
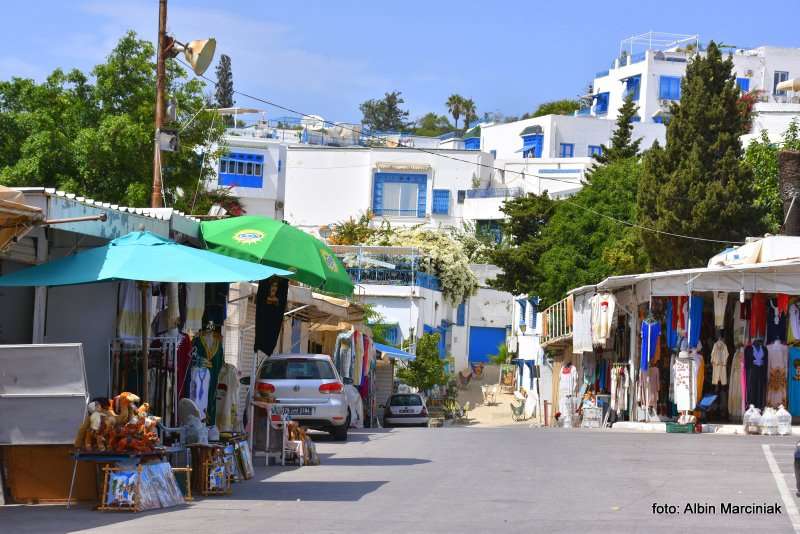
255 354 349 441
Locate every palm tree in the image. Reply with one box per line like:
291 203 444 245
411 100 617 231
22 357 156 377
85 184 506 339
462 98 477 133
447 94 464 131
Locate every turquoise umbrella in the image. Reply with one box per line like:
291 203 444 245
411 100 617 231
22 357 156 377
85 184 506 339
0 230 291 286
0 230 292 402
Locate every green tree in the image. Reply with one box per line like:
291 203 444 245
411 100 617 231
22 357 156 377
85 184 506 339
397 333 447 392
462 97 477 132
446 94 464 130
0 31 226 212
637 41 765 270
532 99 581 117
488 192 556 297
359 91 411 132
215 54 234 127
535 158 648 303
413 112 453 137
594 93 642 164
744 120 800 233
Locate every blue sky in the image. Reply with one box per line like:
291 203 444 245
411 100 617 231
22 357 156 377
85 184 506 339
1 1 799 123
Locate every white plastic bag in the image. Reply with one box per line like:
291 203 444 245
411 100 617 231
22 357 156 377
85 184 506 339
761 407 778 435
743 404 762 435
777 404 792 436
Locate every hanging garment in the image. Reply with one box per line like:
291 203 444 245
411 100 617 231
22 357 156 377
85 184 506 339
646 366 660 409
778 294 790 315
767 299 788 345
572 293 594 354
710 340 729 386
189 367 211 422
582 351 596 386
665 299 678 350
117 280 148 341
789 303 800 343
640 320 660 372
191 333 224 425
733 301 748 346
677 296 688 334
788 347 800 415
253 277 289 355
184 283 205 334
215 363 240 433
669 352 677 402
353 331 364 384
591 293 617 347
750 294 767 340
559 364 578 398
728 347 745 418
767 341 788 408
693 350 705 401
687 296 704 349
673 354 695 412
713 292 728 329
745 343 768 410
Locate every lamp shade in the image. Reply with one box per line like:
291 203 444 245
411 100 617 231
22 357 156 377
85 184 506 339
184 38 216 75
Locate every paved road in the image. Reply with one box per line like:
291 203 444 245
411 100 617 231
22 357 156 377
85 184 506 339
4 427 800 533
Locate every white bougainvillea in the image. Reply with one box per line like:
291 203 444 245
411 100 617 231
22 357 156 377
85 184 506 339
366 226 479 305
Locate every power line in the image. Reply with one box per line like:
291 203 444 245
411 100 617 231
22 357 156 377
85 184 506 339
178 59 747 246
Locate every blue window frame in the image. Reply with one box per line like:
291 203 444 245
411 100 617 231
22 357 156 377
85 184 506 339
456 302 466 326
372 172 427 217
521 134 543 158
464 137 480 150
490 149 497 159
659 76 681 100
588 145 603 157
559 143 574 158
625 75 641 101
774 71 789 95
736 77 750 92
432 189 450 215
218 152 264 188
595 92 610 114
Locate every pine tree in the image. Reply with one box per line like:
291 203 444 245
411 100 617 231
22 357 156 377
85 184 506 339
214 54 234 126
637 41 765 270
594 93 641 164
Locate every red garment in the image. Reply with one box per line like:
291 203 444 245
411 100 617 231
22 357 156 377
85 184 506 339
777 294 790 314
670 297 679 329
750 293 767 339
176 333 192 398
678 296 688 331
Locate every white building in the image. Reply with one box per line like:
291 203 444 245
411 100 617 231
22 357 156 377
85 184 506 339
587 32 800 140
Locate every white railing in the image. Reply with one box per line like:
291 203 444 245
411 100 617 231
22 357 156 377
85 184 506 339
539 296 573 346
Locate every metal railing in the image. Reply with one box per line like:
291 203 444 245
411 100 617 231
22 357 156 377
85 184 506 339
346 267 441 291
465 187 524 199
539 296 573 346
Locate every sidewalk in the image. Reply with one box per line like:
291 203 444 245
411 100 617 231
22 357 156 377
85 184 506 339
611 421 800 435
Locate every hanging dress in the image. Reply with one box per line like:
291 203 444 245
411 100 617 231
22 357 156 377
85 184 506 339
767 341 788 407
745 344 768 410
728 347 745 418
788 346 800 415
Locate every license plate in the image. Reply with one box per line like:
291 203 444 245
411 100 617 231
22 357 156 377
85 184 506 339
399 408 412 414
283 407 313 416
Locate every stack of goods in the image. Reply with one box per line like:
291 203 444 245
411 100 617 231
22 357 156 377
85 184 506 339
74 392 161 454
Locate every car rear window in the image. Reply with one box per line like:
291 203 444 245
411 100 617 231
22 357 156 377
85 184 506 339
390 394 422 406
259 359 336 380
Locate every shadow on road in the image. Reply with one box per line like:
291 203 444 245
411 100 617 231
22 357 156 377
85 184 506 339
310 428 394 443
235 480 387 502
317 454 431 467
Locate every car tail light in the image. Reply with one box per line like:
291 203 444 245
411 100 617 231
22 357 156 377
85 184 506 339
319 382 343 394
256 382 275 394
421 407 428 417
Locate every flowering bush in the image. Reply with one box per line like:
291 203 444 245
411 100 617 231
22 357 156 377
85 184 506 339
366 226 479 305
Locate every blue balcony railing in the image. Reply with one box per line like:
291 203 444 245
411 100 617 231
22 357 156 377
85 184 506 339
630 52 646 64
466 187 524 199
347 268 440 290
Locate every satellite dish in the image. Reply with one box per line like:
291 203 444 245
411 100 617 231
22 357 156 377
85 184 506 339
183 38 216 75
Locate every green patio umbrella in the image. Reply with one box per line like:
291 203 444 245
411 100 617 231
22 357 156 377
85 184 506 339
200 216 354 297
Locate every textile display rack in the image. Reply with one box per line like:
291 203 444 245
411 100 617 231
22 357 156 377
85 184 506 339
110 336 178 426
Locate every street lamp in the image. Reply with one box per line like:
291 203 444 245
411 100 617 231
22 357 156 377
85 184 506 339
151 0 216 209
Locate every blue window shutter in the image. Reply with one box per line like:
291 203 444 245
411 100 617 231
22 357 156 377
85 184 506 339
457 302 466 326
737 77 750 92
659 76 681 100
588 145 602 156
432 189 450 215
595 92 609 114
626 75 641 101
559 143 574 158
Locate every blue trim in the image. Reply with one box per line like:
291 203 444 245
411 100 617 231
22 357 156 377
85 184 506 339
521 133 543 158
737 77 750 92
559 143 575 158
625 75 641 101
456 302 466 326
588 145 602 157
659 75 681 100
468 326 506 363
373 342 415 361
432 189 450 215
537 168 582 174
372 172 427 217
595 92 609 114
219 152 264 188
463 137 480 150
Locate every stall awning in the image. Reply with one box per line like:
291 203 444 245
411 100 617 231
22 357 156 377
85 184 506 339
373 342 416 361
0 186 43 252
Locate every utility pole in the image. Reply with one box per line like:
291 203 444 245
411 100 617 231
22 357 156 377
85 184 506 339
151 0 168 209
